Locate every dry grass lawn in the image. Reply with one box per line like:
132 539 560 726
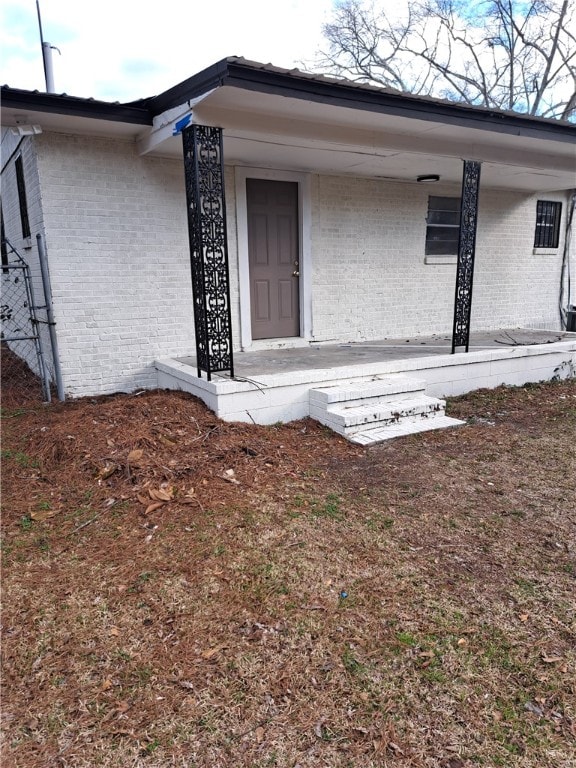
1 378 575 767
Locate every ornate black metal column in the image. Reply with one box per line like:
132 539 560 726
452 160 482 353
182 124 234 380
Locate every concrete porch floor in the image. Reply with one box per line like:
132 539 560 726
179 328 573 378
156 328 576 425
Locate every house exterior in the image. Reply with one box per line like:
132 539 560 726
1 57 575 410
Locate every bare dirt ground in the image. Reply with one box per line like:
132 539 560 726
1 371 575 767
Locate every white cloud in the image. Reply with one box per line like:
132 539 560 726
0 0 335 101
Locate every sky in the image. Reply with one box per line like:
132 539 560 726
0 0 335 102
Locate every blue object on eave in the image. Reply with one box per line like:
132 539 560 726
172 113 192 136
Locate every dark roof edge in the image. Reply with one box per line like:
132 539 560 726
147 57 575 144
143 58 233 114
217 60 576 144
2 57 575 143
0 86 152 125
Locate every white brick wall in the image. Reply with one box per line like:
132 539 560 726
33 133 194 395
310 175 572 341
5 129 574 399
1 129 54 379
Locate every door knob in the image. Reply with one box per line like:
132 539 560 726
293 271 300 277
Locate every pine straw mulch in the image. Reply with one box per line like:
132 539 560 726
0 343 47 407
1 380 575 768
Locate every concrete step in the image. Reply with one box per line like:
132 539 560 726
309 375 426 405
349 415 465 445
309 376 465 444
310 394 446 435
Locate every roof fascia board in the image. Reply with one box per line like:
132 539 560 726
218 62 576 146
146 59 232 114
137 91 216 155
0 87 152 126
3 58 574 144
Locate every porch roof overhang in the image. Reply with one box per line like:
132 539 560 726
2 57 575 192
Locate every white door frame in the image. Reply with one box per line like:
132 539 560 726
235 167 312 350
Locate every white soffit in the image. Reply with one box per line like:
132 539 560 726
140 85 575 190
193 86 575 168
1 107 142 139
3 82 574 192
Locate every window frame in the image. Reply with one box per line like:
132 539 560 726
424 195 461 259
534 200 562 250
14 155 31 240
1 205 8 273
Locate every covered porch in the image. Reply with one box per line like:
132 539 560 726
138 60 575 390
156 328 576 427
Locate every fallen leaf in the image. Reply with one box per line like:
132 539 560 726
145 502 165 515
178 681 195 690
201 644 227 660
137 494 149 506
149 487 173 502
127 449 143 464
97 464 117 480
519 614 529 622
255 726 265 743
158 435 176 447
541 653 563 663
524 701 544 717
419 650 435 658
30 508 58 521
388 741 404 755
115 701 130 714
457 638 468 646
99 678 113 692
109 627 120 637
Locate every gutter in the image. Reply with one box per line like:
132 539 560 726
218 62 576 145
0 87 152 125
2 58 575 144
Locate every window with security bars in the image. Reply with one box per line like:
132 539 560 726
15 155 31 239
1 205 8 273
534 200 561 249
425 196 461 255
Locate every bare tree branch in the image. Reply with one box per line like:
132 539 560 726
312 0 576 120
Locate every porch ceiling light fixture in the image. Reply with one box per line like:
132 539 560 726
417 173 440 182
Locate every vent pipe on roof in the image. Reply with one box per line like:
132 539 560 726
42 42 58 93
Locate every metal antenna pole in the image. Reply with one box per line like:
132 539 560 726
36 0 57 92
36 0 48 89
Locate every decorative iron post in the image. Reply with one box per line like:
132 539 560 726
452 160 482 353
182 124 234 379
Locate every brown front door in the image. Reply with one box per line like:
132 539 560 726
247 179 300 339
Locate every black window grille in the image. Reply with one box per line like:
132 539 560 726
15 155 31 239
534 200 562 249
425 196 461 255
1 205 8 273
